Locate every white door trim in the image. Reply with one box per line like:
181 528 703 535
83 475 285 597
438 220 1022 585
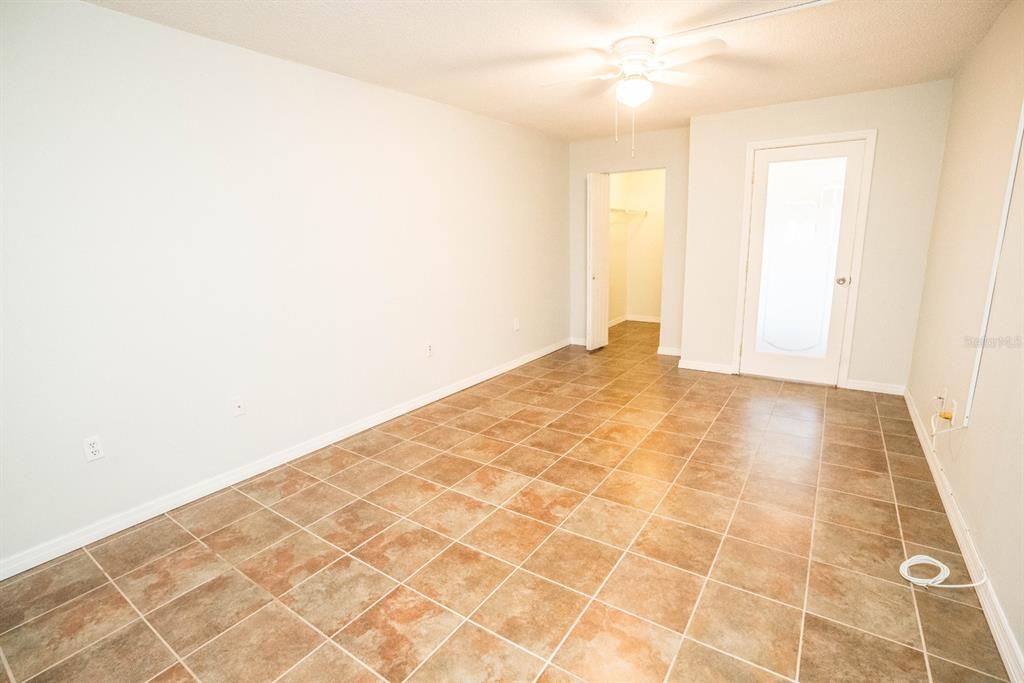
731 129 877 386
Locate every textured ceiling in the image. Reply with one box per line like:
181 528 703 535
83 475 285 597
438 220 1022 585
93 0 1007 140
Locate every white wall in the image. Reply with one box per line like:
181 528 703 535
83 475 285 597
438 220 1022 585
610 170 665 322
907 0 1024 665
681 81 953 389
569 128 688 353
0 1 569 570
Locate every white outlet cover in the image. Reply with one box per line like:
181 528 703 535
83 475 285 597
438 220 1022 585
83 436 104 462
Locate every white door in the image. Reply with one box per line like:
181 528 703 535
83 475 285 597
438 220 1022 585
740 140 866 384
586 172 610 351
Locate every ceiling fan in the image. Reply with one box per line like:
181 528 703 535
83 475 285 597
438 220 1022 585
574 0 834 154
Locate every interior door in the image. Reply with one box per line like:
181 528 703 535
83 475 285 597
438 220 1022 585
739 140 866 384
586 172 610 350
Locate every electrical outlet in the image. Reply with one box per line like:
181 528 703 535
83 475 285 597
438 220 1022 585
232 400 245 417
513 317 520 332
426 343 433 358
83 436 104 462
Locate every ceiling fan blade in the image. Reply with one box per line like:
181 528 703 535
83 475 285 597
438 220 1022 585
540 71 619 88
660 0 833 40
649 71 698 87
657 38 727 68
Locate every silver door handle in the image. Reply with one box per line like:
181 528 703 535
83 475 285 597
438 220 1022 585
836 277 848 285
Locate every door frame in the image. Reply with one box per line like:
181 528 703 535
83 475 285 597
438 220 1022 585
731 129 877 387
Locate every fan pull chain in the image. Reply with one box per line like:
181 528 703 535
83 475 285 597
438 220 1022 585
614 99 619 143
631 108 636 158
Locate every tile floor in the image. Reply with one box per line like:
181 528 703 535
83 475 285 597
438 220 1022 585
0 322 1009 682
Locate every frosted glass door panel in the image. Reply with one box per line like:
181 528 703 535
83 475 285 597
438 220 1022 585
755 157 847 357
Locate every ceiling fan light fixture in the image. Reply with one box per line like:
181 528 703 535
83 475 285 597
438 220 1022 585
616 75 653 108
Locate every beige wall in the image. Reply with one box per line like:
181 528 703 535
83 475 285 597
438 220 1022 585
907 0 1024 664
681 81 953 390
609 170 666 324
570 128 688 353
1 1 569 572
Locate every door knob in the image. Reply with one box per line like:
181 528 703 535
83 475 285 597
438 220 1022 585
836 277 848 285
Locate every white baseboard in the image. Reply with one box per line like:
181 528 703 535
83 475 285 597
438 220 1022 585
569 337 586 346
841 378 906 395
678 358 738 374
0 338 573 580
626 314 660 323
608 316 627 327
657 346 681 357
905 392 1023 681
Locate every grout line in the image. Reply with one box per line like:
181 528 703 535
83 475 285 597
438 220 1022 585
0 645 16 683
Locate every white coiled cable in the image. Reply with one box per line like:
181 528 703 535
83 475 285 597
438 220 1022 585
899 554 986 589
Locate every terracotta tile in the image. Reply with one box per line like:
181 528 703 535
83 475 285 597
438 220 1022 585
336 586 461 683
741 475 816 517
473 570 587 658
409 491 495 537
413 425 474 450
0 552 107 633
445 411 501 434
630 395 681 413
280 556 395 636
292 446 363 479
760 432 821 459
825 408 881 431
448 434 513 463
490 445 559 476
548 411 605 435
554 602 680 683
239 466 318 505
728 502 811 556
202 509 298 565
677 460 746 498
892 476 944 512
876 400 912 420
238 530 340 596
613 406 666 429
364 474 444 515
899 505 958 552
880 417 916 437
0 584 136 680
905 544 981 608
807 562 920 646
657 485 735 532
594 470 669 512
327 460 402 495
522 427 583 454
379 415 438 439
668 639 785 682
820 463 894 501
618 448 686 481
453 465 531 504
463 509 554 563
690 440 755 470
928 655 1005 682
408 543 513 615
670 401 728 421
279 644 378 683
115 541 228 613
149 663 195 682
413 403 466 423
826 396 877 416
373 441 441 471
711 537 807 606
477 398 529 419
638 430 700 458
884 433 924 457
271 482 355 526
308 499 398 550
561 497 649 548
540 456 610 493
656 414 711 437
504 480 585 524
704 421 763 448
750 452 820 487
340 429 403 456
445 391 491 410
411 454 481 486
632 517 721 575
816 488 900 538
917 592 1008 679
409 621 543 682
568 437 631 467
169 489 262 537
824 423 885 450
773 400 825 423
185 602 322 683
821 442 888 473
148 571 271 655
524 530 621 594
889 452 933 481
352 520 450 581
481 419 539 442
799 613 928 682
510 406 562 426
0 549 85 588
591 421 649 447
29 620 175 683
688 581 801 677
573 400 623 419
812 522 905 583
766 415 822 439
600 554 703 631
89 517 194 577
